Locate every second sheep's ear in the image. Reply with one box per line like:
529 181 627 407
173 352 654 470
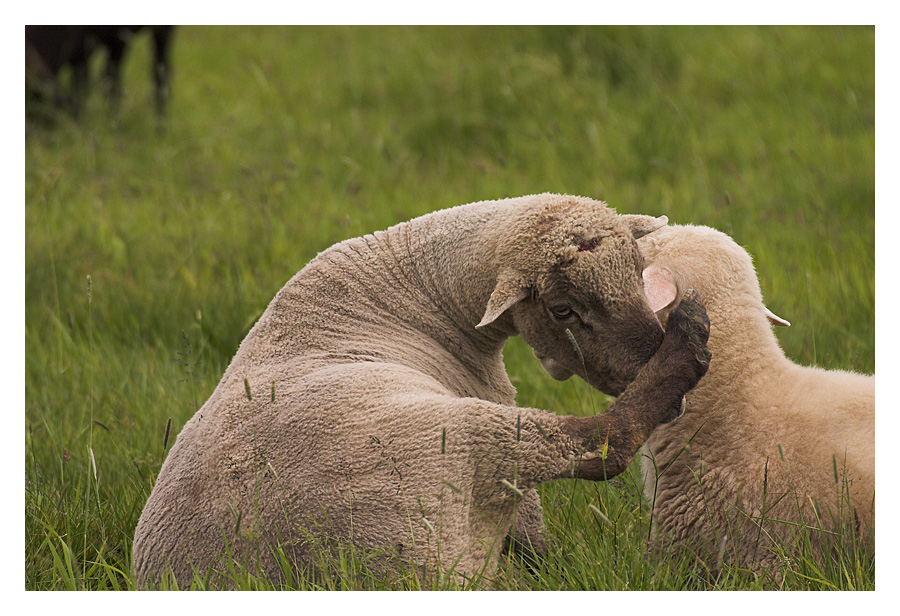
642 266 678 314
621 214 668 239
764 306 791 327
477 275 530 328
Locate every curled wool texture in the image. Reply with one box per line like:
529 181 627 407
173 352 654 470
133 193 671 586
638 224 874 571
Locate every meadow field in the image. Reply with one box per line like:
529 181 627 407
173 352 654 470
24 26 874 590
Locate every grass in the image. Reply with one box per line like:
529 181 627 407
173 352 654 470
24 25 874 590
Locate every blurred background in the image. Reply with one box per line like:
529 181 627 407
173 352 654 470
24 26 874 589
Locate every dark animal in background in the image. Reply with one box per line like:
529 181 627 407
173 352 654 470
25 25 175 119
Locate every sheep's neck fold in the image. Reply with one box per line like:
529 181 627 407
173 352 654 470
663 294 791 434
250 200 517 403
372 202 516 398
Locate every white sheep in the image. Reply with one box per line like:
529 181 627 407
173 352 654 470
132 193 712 587
637 224 874 574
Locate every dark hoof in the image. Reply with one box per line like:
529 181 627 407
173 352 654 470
671 289 710 336
667 288 712 368
660 396 686 424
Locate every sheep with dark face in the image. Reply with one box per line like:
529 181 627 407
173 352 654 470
638 224 874 574
133 194 711 586
25 25 174 118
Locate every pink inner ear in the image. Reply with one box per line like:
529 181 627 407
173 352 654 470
643 268 677 313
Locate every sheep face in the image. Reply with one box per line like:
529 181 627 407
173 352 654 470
478 196 669 396
516 230 667 396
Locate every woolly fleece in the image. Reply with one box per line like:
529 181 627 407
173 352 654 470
638 224 874 572
133 194 709 586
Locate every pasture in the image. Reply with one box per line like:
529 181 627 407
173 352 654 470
24 26 874 590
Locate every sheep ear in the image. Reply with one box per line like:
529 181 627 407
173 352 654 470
764 306 791 327
622 214 668 239
477 277 529 328
642 266 678 314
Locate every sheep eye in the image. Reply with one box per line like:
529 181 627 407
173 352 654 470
550 305 574 320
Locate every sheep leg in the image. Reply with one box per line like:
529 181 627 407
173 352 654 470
561 289 711 480
101 35 128 113
502 488 547 566
152 26 174 119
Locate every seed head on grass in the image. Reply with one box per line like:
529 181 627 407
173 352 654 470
442 480 461 493
266 461 279 481
565 328 584 368
422 517 435 534
500 479 523 496
588 503 611 524
565 328 597 417
717 534 728 572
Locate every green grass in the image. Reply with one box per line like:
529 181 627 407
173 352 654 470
25 25 874 590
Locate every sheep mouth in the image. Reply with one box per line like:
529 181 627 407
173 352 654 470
534 350 637 394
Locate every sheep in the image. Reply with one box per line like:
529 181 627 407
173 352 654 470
636 224 874 575
25 25 174 119
132 193 712 587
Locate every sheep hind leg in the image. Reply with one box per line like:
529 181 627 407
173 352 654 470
501 488 548 570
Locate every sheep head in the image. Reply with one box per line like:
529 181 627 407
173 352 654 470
477 195 669 396
637 224 790 330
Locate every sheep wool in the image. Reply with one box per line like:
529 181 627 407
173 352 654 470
133 193 711 587
638 224 874 574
